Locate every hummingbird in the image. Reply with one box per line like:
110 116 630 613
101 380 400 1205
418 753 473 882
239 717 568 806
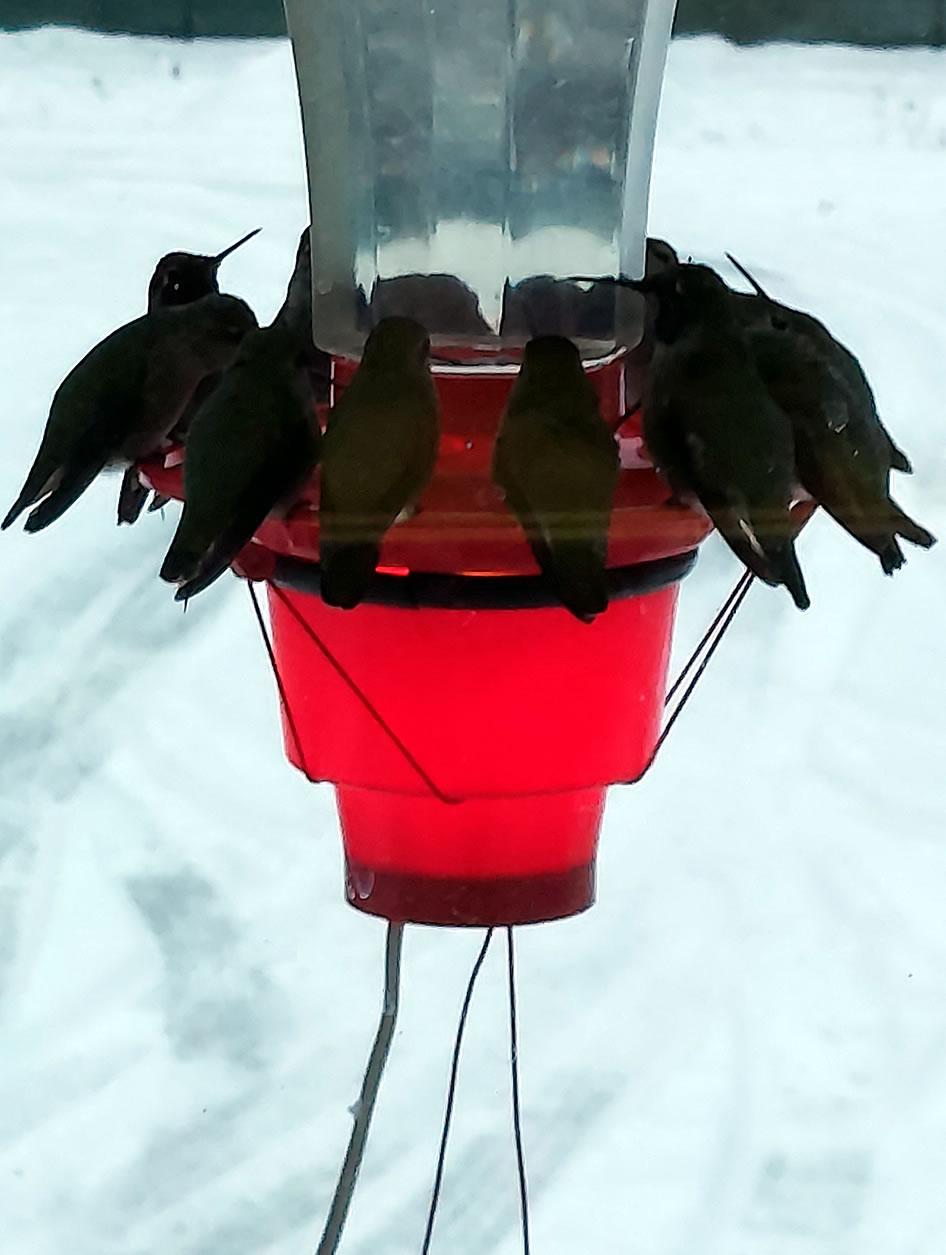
626 263 810 609
147 228 261 311
370 274 492 337
3 294 258 535
492 335 619 622
318 316 441 609
160 229 322 601
645 237 680 274
726 253 913 475
725 255 934 573
502 238 682 340
118 227 263 525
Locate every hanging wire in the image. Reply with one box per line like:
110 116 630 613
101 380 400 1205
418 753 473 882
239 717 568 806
264 581 460 805
506 927 531 1255
420 929 495 1255
664 570 753 707
316 922 405 1255
247 581 311 776
655 570 754 756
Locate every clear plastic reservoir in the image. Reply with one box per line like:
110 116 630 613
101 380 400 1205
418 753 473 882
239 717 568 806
284 0 677 364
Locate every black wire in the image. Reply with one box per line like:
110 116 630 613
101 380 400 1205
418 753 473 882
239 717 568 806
664 570 753 706
655 571 754 756
247 581 311 777
420 929 495 1255
268 581 460 805
506 927 531 1255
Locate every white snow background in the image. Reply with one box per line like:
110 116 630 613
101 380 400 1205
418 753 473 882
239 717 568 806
1 27 946 1255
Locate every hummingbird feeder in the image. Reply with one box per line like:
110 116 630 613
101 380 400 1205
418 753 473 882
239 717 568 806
148 0 710 932
141 0 720 1248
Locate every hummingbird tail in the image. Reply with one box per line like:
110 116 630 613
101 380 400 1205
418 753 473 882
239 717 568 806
148 493 172 513
172 513 266 601
876 537 907 575
2 492 32 531
767 540 810 610
319 542 380 610
22 457 106 533
160 534 203 585
717 517 807 609
2 458 62 530
890 502 936 551
117 466 150 525
529 537 609 623
173 551 236 601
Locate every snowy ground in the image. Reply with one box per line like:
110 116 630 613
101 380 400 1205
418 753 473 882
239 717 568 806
1 27 946 1255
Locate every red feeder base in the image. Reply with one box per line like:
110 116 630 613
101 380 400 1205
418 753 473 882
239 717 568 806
140 354 712 928
340 787 603 926
267 573 685 926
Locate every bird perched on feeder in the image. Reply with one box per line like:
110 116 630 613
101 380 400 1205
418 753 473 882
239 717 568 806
727 254 934 574
726 254 913 473
118 227 263 525
619 262 810 609
318 316 441 609
3 294 258 535
492 335 619 622
370 273 492 337
147 228 261 311
159 228 322 602
503 237 682 340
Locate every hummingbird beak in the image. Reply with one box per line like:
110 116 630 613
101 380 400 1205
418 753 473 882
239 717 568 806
212 227 262 270
725 252 773 302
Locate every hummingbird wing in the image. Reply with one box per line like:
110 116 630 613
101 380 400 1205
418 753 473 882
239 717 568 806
13 387 131 533
3 317 160 532
654 346 809 609
120 329 212 461
493 405 618 621
162 350 318 594
319 374 439 608
22 451 112 533
174 426 316 601
752 330 932 574
117 466 151 525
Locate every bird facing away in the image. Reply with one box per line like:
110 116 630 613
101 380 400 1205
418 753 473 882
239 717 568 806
118 227 263 525
318 316 441 609
492 335 619 622
3 294 258 535
159 228 322 601
725 255 934 573
630 262 810 609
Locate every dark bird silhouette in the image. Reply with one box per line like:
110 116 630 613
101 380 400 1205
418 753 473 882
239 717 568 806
502 237 682 340
492 336 619 622
118 227 263 525
147 228 261 311
3 295 258 535
624 263 810 609
726 254 934 573
318 317 440 609
160 229 322 601
726 253 912 474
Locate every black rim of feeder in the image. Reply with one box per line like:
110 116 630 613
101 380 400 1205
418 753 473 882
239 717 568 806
269 548 699 610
